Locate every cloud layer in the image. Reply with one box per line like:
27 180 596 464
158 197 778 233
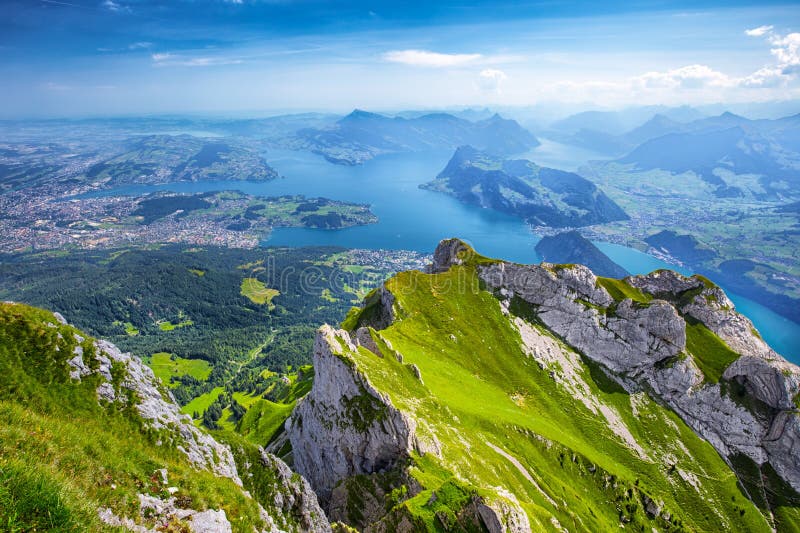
382 49 482 67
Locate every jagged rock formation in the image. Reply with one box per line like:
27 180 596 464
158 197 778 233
287 325 416 504
287 238 800 532
260 449 334 533
69 337 243 484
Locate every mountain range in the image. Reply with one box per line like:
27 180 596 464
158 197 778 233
548 111 800 199
284 238 800 531
291 110 540 165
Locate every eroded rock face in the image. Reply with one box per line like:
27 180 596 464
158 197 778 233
427 237 472 274
99 494 234 533
724 356 800 410
287 325 416 504
473 492 533 533
259 449 332 533
626 269 702 297
57 318 328 532
429 239 800 492
68 338 242 484
629 270 775 359
480 261 685 375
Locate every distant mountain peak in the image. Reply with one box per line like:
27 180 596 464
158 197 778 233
453 144 480 156
649 113 676 124
720 111 743 119
341 109 384 121
483 112 506 123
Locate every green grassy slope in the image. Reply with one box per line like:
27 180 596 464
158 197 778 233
0 302 302 532
336 265 786 531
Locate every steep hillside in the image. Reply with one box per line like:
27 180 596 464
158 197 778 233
0 302 329 532
422 146 628 227
286 238 800 532
645 230 718 265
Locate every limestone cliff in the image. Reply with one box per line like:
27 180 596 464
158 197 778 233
287 325 416 504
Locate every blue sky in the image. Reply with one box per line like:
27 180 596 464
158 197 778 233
1 0 800 117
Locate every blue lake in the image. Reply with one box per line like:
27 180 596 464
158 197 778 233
83 146 800 362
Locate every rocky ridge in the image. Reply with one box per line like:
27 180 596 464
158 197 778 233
285 238 800 531
68 334 243 485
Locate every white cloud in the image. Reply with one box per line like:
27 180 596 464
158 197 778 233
101 0 129 12
383 49 482 68
632 64 732 90
740 66 787 88
745 25 773 37
151 52 242 67
129 42 152 50
560 27 800 101
769 32 800 73
476 69 507 94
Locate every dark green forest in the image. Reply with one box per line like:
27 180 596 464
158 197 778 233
0 244 392 409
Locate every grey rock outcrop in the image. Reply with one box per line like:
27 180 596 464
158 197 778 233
724 356 800 411
286 325 416 504
57 314 329 532
629 270 775 358
473 492 533 533
68 337 242 484
479 260 684 375
427 237 472 273
99 494 233 533
260 449 332 533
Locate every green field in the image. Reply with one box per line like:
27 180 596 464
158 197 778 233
240 277 280 306
157 319 193 331
145 352 212 387
236 400 295 445
180 387 225 418
112 321 140 336
685 321 740 383
232 391 263 409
